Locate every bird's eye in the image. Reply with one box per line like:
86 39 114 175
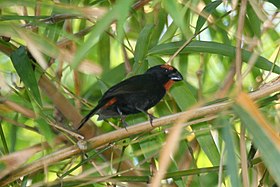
164 69 168 73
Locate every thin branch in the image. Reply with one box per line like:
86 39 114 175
0 98 36 118
0 115 39 133
1 79 279 186
133 0 152 10
262 46 280 84
240 124 250 187
166 10 232 65
235 0 248 91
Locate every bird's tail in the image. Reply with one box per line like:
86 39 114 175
77 106 99 130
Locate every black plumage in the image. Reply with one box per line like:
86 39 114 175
77 64 183 129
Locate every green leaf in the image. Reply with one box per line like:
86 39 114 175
246 4 261 37
0 23 59 58
233 104 280 185
170 140 189 186
0 122 9 154
268 0 280 8
132 25 155 73
98 33 111 71
35 118 54 143
134 24 155 64
218 117 241 187
171 82 220 166
150 9 167 47
195 0 222 34
148 41 280 74
139 136 161 159
170 82 196 110
162 0 187 36
116 0 134 41
147 56 166 67
97 78 110 95
71 0 135 68
192 122 220 166
159 21 178 44
10 46 42 106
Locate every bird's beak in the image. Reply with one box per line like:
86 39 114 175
169 71 183 81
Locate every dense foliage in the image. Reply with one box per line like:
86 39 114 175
0 0 279 186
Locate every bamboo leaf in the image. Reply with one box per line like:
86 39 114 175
247 4 261 37
10 46 42 106
233 93 280 185
268 0 280 8
35 118 54 143
116 0 134 41
195 0 222 34
148 41 280 74
162 0 187 36
150 9 167 47
134 24 155 64
171 83 220 166
192 122 220 166
218 117 241 186
159 21 178 44
170 82 197 110
71 0 134 68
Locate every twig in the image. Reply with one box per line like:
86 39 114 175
49 121 84 140
166 10 232 65
1 79 279 186
240 125 250 187
0 115 39 133
262 46 280 84
235 0 248 91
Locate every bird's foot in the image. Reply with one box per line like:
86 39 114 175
117 107 128 131
136 107 157 127
120 116 128 131
148 113 156 127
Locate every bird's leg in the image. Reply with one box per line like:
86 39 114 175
136 107 156 127
147 113 156 127
117 107 128 130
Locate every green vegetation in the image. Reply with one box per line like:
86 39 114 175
0 0 279 186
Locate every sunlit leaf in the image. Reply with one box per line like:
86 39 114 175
195 0 222 34
233 93 280 185
71 0 134 68
148 41 280 74
134 24 155 64
159 21 178 44
162 0 187 36
10 46 42 106
193 122 220 166
218 116 241 187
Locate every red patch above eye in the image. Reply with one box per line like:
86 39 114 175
160 64 174 71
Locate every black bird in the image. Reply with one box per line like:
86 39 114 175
77 64 183 129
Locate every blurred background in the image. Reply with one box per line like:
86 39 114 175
0 0 279 186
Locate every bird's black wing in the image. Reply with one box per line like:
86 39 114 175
99 74 157 102
77 74 159 130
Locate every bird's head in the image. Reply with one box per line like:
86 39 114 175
145 64 183 84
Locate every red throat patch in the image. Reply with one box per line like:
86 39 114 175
102 97 117 109
164 80 175 91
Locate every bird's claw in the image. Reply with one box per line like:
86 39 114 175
120 117 129 131
148 113 156 127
